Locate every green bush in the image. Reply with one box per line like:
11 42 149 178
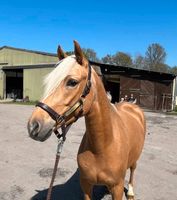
174 105 177 112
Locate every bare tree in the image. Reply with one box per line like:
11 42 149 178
101 54 114 64
112 52 132 66
65 51 74 55
66 48 99 62
145 43 167 72
82 48 99 62
170 66 177 75
133 54 145 69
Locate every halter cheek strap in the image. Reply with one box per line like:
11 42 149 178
81 63 92 98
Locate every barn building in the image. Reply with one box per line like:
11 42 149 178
91 61 176 111
0 46 176 111
0 46 58 101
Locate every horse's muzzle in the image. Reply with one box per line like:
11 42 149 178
27 120 53 142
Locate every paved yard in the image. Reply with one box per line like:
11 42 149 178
0 104 177 200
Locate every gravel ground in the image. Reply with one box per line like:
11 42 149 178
0 104 177 200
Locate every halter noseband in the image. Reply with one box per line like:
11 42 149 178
36 63 92 140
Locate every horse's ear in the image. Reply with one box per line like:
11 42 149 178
57 45 67 60
74 40 86 65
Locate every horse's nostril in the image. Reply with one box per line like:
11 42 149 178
28 120 40 136
33 121 39 130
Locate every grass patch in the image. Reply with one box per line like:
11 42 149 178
166 111 177 115
0 101 37 106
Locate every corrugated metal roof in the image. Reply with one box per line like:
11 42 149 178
90 61 176 80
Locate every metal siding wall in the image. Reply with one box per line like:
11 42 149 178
0 49 5 63
0 49 6 97
24 68 53 101
2 48 58 66
0 70 5 98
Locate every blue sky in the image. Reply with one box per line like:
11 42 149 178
1 0 177 66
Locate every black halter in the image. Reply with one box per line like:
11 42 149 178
36 63 92 140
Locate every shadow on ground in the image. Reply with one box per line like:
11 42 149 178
31 169 111 200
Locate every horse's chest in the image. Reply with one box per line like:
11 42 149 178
77 152 121 186
77 151 97 181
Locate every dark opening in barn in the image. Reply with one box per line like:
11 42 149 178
106 80 120 103
5 69 23 99
101 74 120 103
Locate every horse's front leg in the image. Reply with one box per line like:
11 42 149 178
110 179 124 200
80 178 93 200
127 163 136 200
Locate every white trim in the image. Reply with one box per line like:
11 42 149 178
172 78 176 110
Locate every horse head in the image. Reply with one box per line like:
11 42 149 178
27 41 94 141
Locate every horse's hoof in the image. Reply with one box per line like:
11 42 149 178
127 195 135 200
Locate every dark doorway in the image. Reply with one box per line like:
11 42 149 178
5 69 23 99
106 81 120 103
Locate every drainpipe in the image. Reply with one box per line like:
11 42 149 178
172 77 176 110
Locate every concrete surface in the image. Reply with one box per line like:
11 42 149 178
0 104 177 200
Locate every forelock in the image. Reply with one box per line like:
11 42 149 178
42 55 76 99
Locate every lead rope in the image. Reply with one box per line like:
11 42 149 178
46 122 72 200
46 138 64 200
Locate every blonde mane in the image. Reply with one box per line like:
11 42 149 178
43 55 76 99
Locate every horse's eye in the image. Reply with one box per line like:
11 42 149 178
66 79 79 87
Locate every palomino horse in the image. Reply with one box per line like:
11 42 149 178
28 41 146 200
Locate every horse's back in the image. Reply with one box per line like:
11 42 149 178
115 102 145 129
114 102 146 167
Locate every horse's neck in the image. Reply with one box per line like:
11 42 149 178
85 73 115 153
